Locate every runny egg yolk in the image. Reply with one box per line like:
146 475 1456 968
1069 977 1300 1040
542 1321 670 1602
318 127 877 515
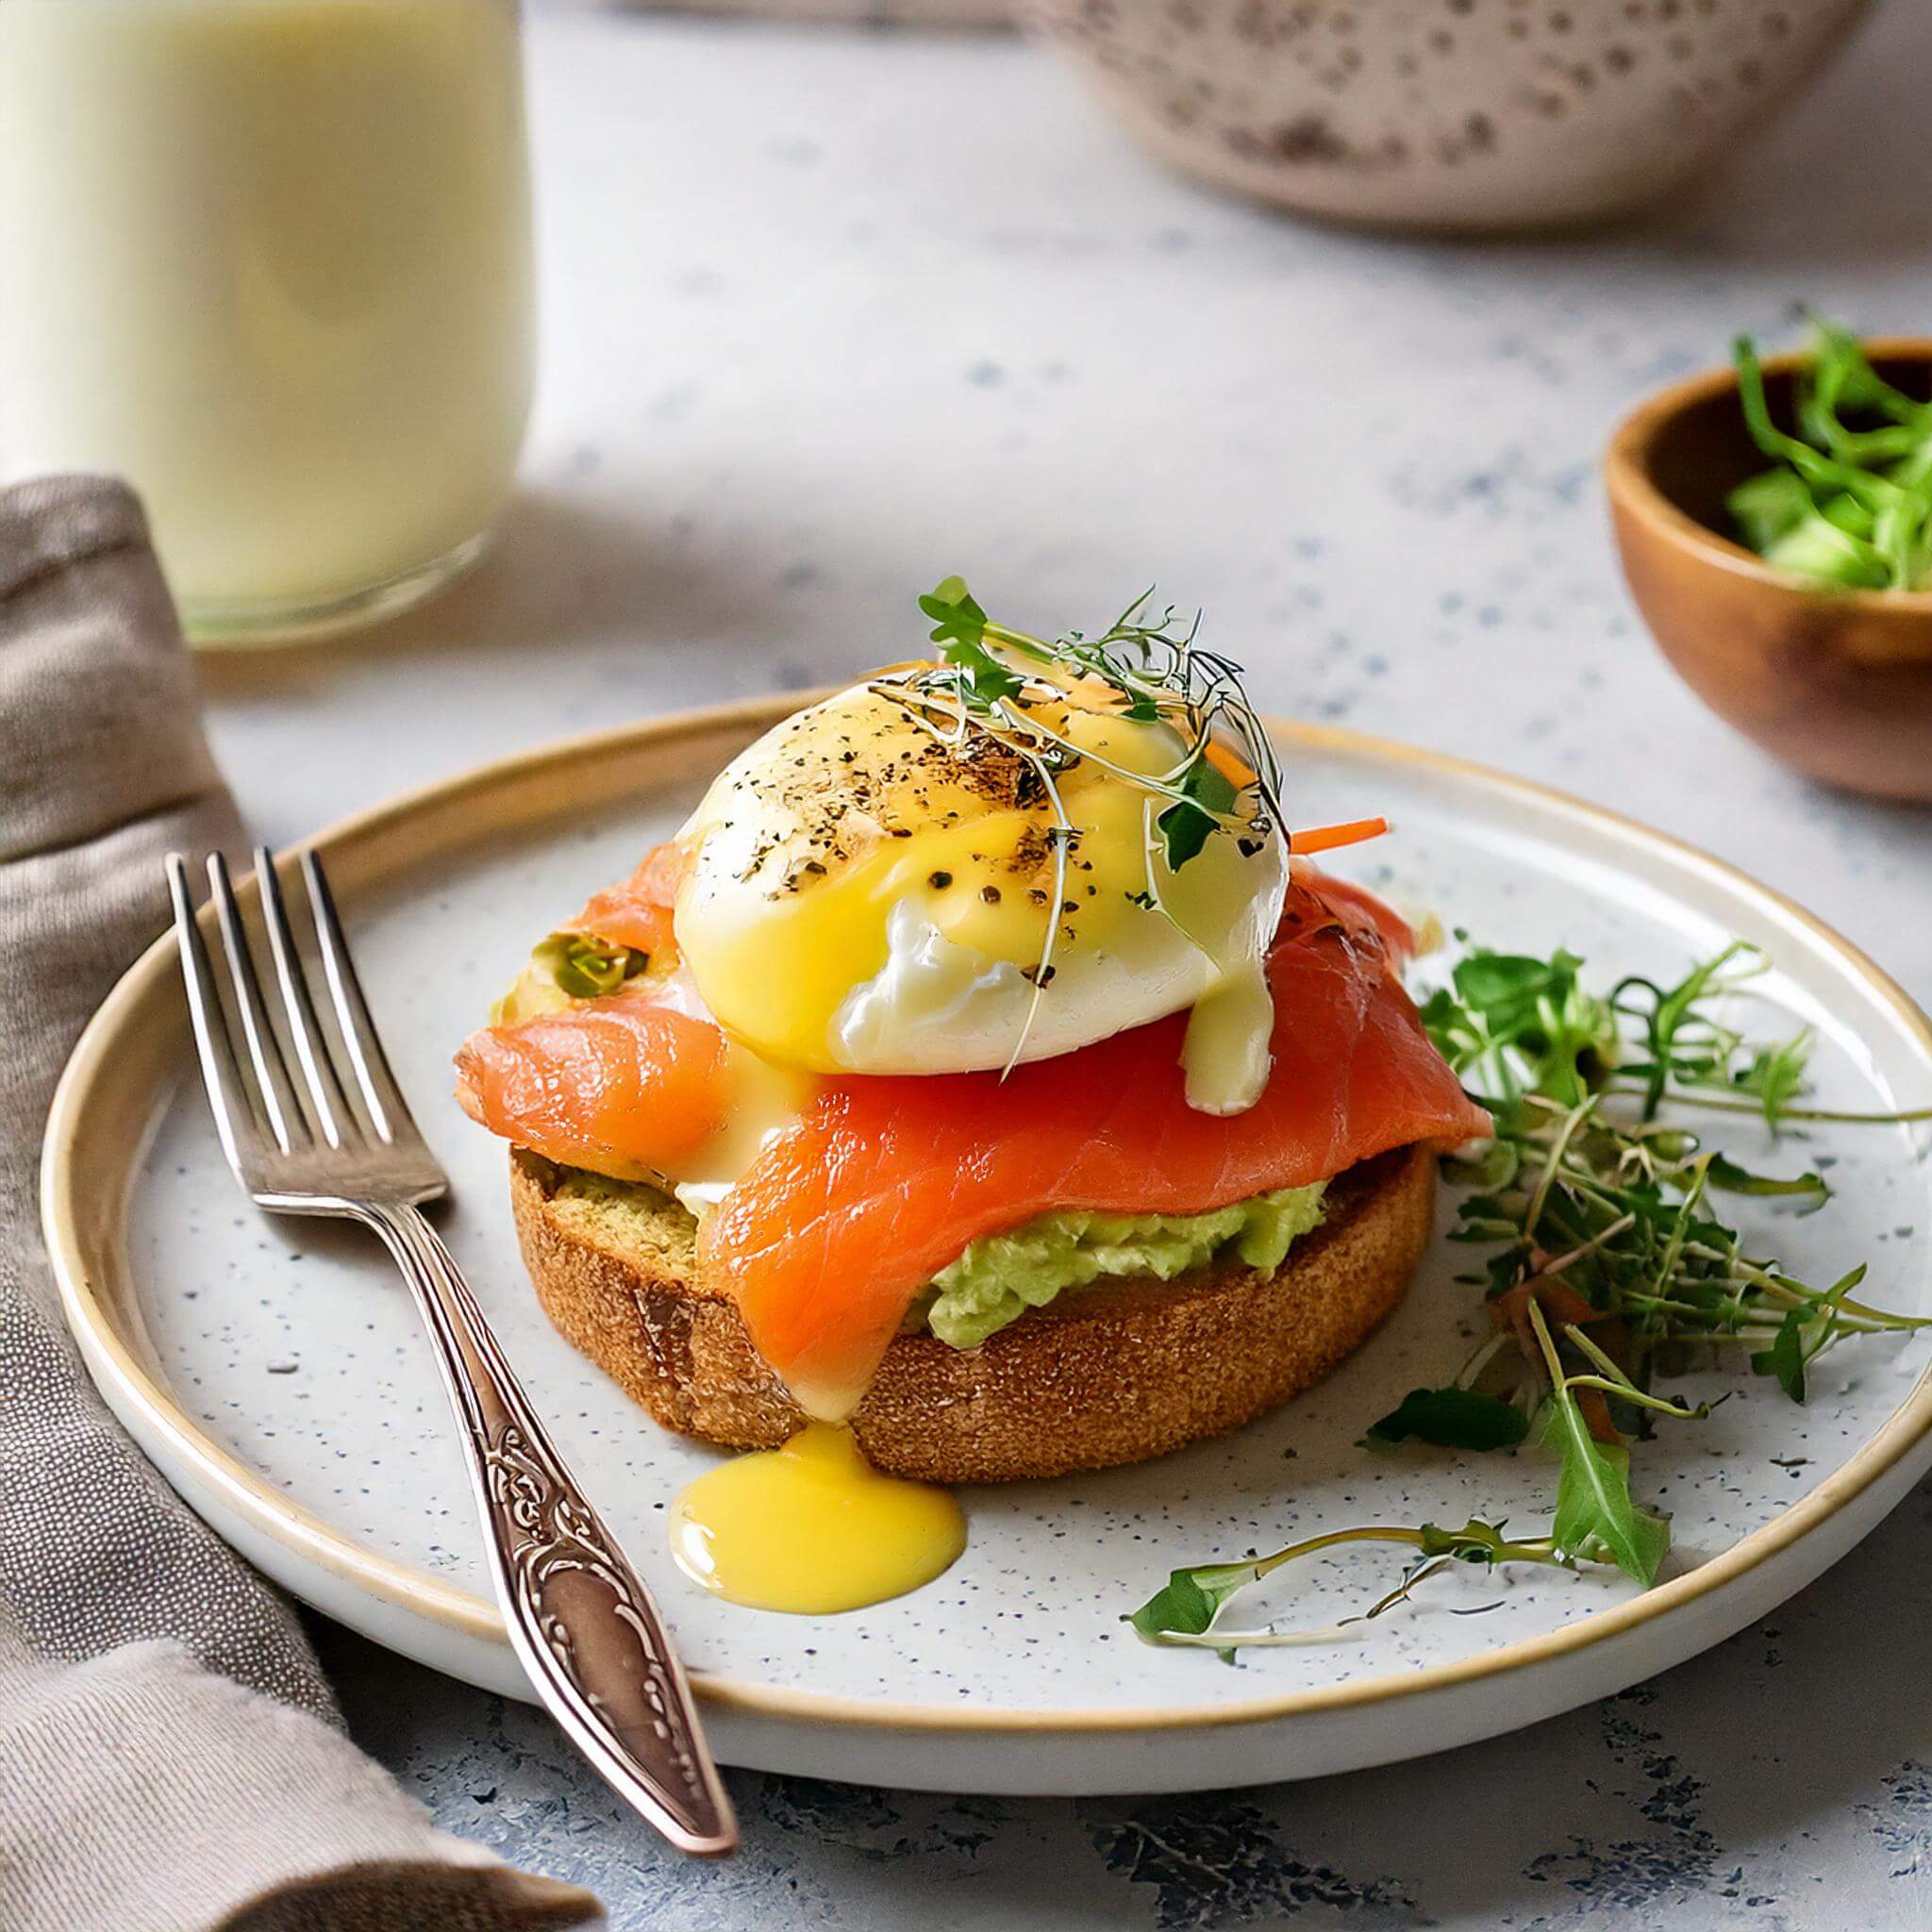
670 1424 966 1614
672 675 1287 1087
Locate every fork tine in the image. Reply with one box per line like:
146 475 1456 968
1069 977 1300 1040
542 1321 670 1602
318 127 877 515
204 852 306 1156
297 848 424 1148
167 853 270 1184
254 845 353 1151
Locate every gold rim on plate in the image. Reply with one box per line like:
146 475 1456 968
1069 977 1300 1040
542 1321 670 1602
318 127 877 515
41 699 1932 1734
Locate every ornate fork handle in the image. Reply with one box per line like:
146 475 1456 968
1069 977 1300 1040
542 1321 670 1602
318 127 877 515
360 1202 737 1855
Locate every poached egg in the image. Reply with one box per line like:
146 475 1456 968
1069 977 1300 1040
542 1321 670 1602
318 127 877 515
673 673 1288 1111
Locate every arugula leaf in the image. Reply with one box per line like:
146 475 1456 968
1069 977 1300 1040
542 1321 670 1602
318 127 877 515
1364 1387 1529 1451
1750 1263 1872 1405
1137 934 1924 1655
1413 1520 1529 1562
1421 949 1617 1105
1538 1391 1669 1585
1706 1154 1828 1213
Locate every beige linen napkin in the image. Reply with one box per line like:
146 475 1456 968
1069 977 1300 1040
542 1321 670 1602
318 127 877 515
0 477 602 1932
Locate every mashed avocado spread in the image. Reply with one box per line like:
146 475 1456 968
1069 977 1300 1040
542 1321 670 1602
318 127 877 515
921 1184 1328 1350
545 1168 1327 1356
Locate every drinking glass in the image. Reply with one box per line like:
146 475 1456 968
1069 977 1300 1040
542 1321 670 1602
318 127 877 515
0 0 536 644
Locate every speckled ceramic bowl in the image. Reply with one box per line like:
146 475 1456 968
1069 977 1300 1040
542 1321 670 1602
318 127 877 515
619 0 1011 24
1024 0 1869 231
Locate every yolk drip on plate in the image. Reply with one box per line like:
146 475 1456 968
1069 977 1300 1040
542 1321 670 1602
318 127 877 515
671 1424 965 1614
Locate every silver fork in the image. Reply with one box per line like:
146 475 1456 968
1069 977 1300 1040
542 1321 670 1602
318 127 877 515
166 846 738 1857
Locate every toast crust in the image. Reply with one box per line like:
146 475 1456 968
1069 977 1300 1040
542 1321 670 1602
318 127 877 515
508 1143 1436 1483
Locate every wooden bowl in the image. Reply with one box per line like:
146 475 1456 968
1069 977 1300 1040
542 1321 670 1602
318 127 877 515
1606 339 1932 803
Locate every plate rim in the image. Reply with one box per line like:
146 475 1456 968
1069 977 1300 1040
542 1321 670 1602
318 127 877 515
42 696 1932 1736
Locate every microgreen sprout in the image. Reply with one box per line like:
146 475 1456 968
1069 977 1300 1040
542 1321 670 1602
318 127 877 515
874 578 1299 1069
1414 944 1929 1432
898 575 1290 872
1129 1518 1574 1658
1129 937 1931 1651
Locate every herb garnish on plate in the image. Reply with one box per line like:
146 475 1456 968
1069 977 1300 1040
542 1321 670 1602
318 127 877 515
1132 941 1931 1656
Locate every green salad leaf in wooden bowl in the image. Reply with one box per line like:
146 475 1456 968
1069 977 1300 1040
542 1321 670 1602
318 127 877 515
1607 318 1932 803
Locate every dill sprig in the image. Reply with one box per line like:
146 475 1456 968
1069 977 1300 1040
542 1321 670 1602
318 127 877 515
1129 939 1930 1652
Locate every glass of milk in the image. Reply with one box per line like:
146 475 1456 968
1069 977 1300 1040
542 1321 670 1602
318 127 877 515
0 0 535 645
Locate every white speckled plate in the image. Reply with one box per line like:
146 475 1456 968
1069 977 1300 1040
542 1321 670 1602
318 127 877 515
42 702 1932 1795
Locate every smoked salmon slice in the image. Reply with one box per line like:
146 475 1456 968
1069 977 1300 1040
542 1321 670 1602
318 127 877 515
455 990 730 1182
569 841 689 958
457 867 1489 1420
704 891 1491 1417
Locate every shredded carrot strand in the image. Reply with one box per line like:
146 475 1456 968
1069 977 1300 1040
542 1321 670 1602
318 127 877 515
1202 739 1259 791
1290 815 1391 855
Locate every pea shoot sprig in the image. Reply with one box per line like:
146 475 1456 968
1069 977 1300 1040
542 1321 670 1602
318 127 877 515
1729 312 1932 591
1130 940 1931 1657
1129 1518 1571 1655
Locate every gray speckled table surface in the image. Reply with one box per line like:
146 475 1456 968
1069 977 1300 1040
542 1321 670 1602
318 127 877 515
203 3 1932 1924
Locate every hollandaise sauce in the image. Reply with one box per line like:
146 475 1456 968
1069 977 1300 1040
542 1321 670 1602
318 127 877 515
671 1424 965 1614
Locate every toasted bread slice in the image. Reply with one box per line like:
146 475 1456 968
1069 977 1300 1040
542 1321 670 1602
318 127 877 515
508 1141 1437 1483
